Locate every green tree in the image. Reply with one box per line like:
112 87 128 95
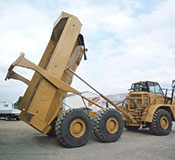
14 96 23 108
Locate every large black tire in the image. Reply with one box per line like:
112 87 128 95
47 120 56 137
47 126 56 137
16 116 20 121
150 109 172 136
92 108 123 142
5 115 11 121
55 108 92 148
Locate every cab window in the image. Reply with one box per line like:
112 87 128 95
147 82 155 93
147 82 163 95
131 83 143 91
154 83 162 94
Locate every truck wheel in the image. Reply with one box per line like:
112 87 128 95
16 117 20 121
55 108 92 147
92 108 123 142
47 127 56 137
150 109 172 136
5 115 11 121
46 120 56 137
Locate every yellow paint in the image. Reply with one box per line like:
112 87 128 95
106 117 119 134
123 89 175 127
69 118 86 138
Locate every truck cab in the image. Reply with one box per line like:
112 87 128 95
131 81 163 94
123 81 175 135
130 81 174 105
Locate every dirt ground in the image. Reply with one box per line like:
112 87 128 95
0 120 175 160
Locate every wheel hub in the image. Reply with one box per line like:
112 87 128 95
106 117 119 134
70 118 86 138
160 116 169 130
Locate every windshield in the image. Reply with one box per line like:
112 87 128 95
131 83 147 91
147 82 164 95
130 82 164 95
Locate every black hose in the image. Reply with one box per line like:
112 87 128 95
78 34 87 60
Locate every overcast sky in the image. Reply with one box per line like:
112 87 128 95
0 0 175 102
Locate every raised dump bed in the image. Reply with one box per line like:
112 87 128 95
5 12 128 147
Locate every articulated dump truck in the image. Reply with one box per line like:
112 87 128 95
5 12 174 148
5 12 130 148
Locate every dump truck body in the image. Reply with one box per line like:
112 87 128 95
16 12 83 134
5 12 125 147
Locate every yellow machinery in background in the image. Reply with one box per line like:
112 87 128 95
122 81 175 135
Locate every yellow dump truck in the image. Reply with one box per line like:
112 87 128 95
5 12 129 147
6 12 172 148
122 81 175 135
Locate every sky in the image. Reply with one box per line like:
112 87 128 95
0 0 175 102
